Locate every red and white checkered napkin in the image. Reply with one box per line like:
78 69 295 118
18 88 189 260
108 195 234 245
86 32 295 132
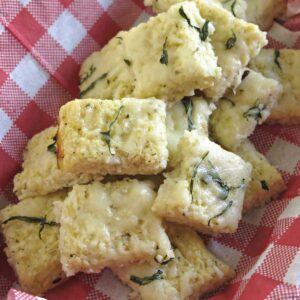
0 0 300 299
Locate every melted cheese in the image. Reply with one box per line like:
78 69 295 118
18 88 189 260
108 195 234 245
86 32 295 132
144 0 267 100
13 127 99 200
80 1 220 101
166 97 215 167
235 140 286 213
58 180 174 276
210 69 282 151
113 223 234 300
0 191 66 295
153 131 252 234
250 49 300 125
57 98 168 175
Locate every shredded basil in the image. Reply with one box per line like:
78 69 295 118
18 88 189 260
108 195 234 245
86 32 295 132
274 49 281 70
181 97 195 131
208 200 233 226
242 70 250 81
79 64 96 84
160 38 168 65
130 270 164 285
80 72 108 98
47 135 57 154
260 180 269 191
179 7 210 41
190 152 210 202
2 216 59 240
124 59 132 66
154 254 174 265
100 105 124 155
220 96 235 106
226 31 237 50
243 102 266 123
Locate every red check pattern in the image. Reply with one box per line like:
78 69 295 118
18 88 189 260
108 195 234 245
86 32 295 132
0 0 300 299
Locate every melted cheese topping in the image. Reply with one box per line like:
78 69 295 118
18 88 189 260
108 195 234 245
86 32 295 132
79 1 220 101
113 223 234 300
58 180 174 276
57 98 168 175
250 49 300 124
166 97 215 167
235 140 286 213
13 127 99 200
143 0 267 100
153 131 252 234
210 69 282 151
0 191 66 295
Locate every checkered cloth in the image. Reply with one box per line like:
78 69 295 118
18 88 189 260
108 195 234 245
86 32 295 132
0 0 300 299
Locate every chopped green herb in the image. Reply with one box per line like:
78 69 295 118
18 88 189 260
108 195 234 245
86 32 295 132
179 7 210 41
47 135 57 154
2 216 60 240
226 31 237 50
100 105 124 155
190 152 210 202
260 180 269 191
220 96 235 106
274 49 281 70
199 20 210 41
124 59 132 66
116 36 123 40
242 70 250 80
160 38 168 65
80 72 108 98
181 97 195 131
154 254 174 265
130 270 164 285
243 102 266 123
231 0 237 16
79 64 96 84
208 200 233 226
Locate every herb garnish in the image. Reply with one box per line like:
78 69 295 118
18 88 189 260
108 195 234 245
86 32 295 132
79 64 96 84
47 135 57 154
242 70 250 81
231 0 237 16
274 49 281 70
124 59 132 66
260 180 269 191
179 7 210 41
190 152 210 202
208 200 233 226
2 216 59 240
80 72 108 98
100 105 124 155
220 96 235 106
130 270 164 285
160 38 168 65
181 97 195 131
243 102 266 123
226 31 237 50
154 254 174 265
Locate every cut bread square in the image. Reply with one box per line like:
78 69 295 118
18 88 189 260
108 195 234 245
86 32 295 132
13 126 99 200
57 98 168 175
112 223 235 300
57 180 174 276
153 131 252 234
210 69 282 151
166 97 215 167
79 1 220 101
250 49 300 125
235 140 286 213
0 191 66 295
144 0 267 100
